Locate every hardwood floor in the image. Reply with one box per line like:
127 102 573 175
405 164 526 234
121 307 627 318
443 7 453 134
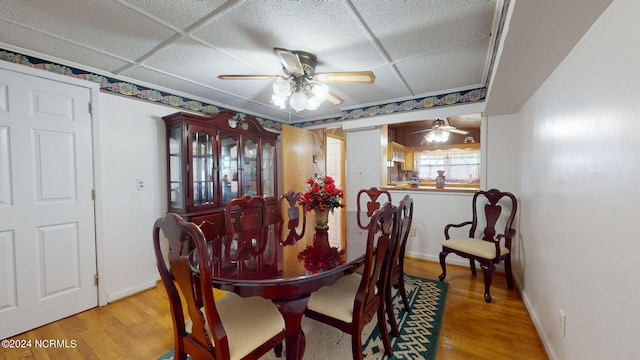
404 258 548 360
3 258 547 360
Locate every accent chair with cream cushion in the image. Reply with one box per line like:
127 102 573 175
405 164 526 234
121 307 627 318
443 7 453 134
438 189 518 303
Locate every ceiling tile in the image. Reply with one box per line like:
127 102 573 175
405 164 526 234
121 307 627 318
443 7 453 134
0 0 177 61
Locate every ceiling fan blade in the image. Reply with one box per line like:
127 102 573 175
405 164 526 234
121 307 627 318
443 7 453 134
274 47 304 76
315 71 376 84
217 74 279 81
449 128 470 135
409 128 434 134
325 92 344 106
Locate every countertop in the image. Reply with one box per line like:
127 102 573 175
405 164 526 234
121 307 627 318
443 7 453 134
382 183 478 193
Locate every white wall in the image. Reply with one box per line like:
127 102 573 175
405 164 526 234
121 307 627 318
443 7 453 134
516 0 640 358
345 128 383 211
485 114 520 194
98 94 175 302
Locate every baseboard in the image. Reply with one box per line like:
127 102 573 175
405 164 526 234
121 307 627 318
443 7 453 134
106 279 158 303
514 275 556 360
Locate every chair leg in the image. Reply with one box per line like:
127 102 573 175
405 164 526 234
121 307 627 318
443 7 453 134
438 250 448 281
469 258 477 275
385 278 400 337
480 262 495 303
504 255 514 289
351 333 364 360
175 343 187 360
397 274 410 312
377 305 393 356
274 342 283 357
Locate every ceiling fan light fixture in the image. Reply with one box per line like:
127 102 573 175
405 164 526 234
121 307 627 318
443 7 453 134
272 94 287 109
289 91 308 112
272 76 331 111
306 96 321 110
273 76 292 97
426 129 450 143
311 82 329 101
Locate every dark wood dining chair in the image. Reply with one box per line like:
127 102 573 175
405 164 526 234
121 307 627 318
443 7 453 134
305 202 397 360
356 187 392 229
438 189 518 303
152 213 285 360
224 194 270 278
385 194 413 337
277 190 306 246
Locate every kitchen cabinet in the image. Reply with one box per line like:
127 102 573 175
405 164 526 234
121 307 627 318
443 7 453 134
403 147 414 171
387 141 405 162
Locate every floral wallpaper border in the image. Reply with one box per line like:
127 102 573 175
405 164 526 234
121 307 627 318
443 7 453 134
0 49 485 131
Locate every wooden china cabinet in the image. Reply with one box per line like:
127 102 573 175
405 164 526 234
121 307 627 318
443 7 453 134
162 110 279 240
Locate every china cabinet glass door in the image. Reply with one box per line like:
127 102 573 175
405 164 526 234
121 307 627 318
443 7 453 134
191 128 215 207
262 142 276 197
168 126 183 210
220 133 239 203
242 138 258 196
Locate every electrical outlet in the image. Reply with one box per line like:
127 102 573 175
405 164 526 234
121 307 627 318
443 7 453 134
559 309 566 337
355 170 364 178
136 179 145 190
409 228 416 237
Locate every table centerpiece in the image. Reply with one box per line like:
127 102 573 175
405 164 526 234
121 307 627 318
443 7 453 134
297 174 344 230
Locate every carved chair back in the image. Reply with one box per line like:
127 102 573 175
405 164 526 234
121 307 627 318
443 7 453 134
356 187 392 228
277 190 307 246
153 213 218 360
465 189 518 246
224 194 270 277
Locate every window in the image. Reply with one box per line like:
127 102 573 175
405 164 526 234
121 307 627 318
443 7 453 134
415 146 480 185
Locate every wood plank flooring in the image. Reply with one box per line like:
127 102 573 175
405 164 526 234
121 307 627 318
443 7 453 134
3 258 547 360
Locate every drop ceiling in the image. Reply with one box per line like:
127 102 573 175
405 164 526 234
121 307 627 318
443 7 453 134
0 0 614 128
0 0 504 126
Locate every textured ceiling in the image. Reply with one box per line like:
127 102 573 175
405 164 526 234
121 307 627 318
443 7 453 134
0 0 502 126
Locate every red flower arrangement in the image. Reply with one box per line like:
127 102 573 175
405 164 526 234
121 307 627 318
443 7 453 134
297 175 344 213
297 245 345 274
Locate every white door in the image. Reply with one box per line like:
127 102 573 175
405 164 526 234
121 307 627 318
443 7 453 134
0 69 97 339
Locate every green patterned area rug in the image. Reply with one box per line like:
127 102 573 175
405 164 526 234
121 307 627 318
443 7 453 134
158 274 448 360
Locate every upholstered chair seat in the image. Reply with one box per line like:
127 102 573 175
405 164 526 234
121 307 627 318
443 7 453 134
212 293 285 360
441 237 510 260
307 274 363 323
184 294 285 360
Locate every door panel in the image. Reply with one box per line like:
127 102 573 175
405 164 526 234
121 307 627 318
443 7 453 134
34 130 77 201
39 223 80 297
0 230 16 311
0 69 97 339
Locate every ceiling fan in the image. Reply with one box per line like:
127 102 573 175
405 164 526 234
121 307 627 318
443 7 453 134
410 119 469 143
217 47 376 111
